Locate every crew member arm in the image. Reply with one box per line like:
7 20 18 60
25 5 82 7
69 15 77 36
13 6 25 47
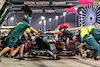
29 27 38 34
90 34 94 38
78 42 87 48
23 32 28 40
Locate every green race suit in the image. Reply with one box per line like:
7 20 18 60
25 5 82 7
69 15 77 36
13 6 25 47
89 28 100 43
82 35 99 57
7 21 31 48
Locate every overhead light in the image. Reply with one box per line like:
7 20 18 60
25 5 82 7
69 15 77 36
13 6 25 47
41 16 45 20
39 21 42 24
49 18 52 21
10 17 14 20
55 16 58 20
99 2 100 4
63 12 66 16
44 20 46 25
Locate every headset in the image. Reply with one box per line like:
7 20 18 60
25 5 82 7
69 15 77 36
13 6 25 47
23 15 32 24
24 15 29 19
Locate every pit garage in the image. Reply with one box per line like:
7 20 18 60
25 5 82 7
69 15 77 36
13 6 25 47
0 0 100 67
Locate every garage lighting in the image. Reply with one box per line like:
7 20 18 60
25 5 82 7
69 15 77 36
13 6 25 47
49 18 52 21
39 21 42 24
10 17 14 20
41 16 45 20
55 16 58 20
63 12 66 16
44 20 46 25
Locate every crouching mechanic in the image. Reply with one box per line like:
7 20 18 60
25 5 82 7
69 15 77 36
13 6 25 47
82 44 93 59
88 26 100 44
57 24 76 41
75 31 83 57
0 15 38 62
78 27 100 60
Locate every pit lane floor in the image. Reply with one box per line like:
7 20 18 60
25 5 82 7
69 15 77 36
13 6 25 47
0 55 100 67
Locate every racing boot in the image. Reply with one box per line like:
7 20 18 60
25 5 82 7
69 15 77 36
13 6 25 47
19 57 25 60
